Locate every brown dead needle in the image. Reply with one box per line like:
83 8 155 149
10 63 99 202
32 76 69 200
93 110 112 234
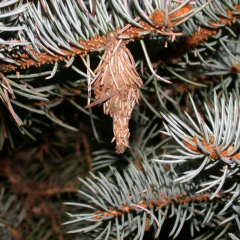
85 32 144 154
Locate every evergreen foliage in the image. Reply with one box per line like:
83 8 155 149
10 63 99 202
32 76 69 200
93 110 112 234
1 0 240 239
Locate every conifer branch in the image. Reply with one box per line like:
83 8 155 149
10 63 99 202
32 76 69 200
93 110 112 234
1 0 240 72
158 92 240 215
64 158 239 239
162 4 240 62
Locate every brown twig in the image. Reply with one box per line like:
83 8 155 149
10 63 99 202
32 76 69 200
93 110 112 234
41 203 63 240
183 136 240 161
80 124 92 172
1 117 8 138
93 191 223 219
91 0 96 17
0 163 77 197
162 5 240 62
